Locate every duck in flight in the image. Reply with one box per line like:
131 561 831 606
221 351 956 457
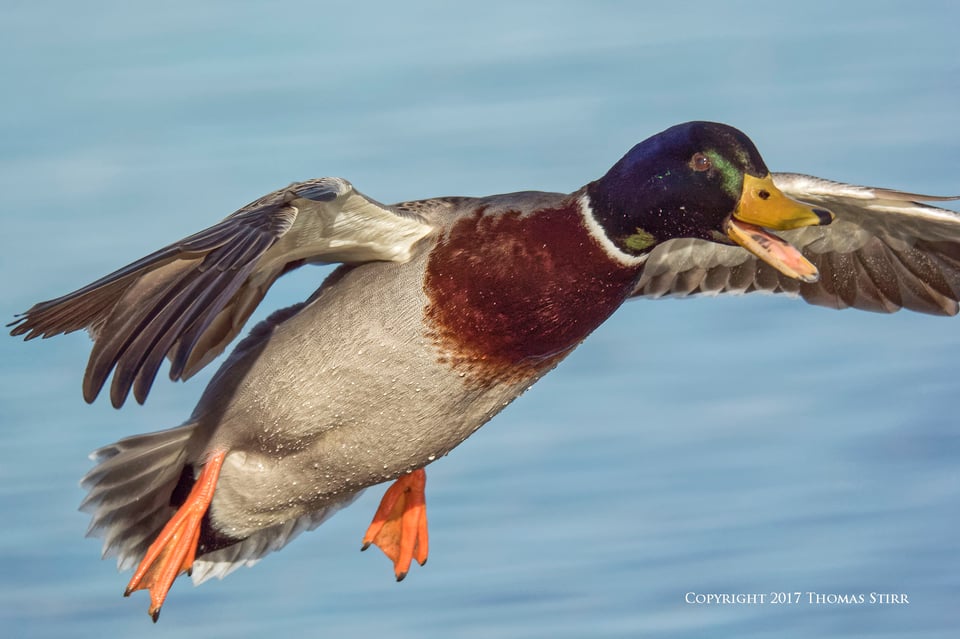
10 121 960 621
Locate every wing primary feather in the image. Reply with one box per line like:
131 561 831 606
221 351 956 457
167 260 263 381
132 266 250 404
885 246 958 315
199 228 268 273
124 237 272 405
890 244 956 300
86 206 294 404
828 252 859 309
110 266 226 406
10 273 146 340
8 214 254 340
102 265 226 406
83 261 202 405
851 250 900 313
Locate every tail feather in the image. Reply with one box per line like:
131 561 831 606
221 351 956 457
80 424 196 570
80 422 365 583
81 428 192 489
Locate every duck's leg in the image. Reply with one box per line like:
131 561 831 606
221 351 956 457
361 468 428 581
125 450 227 622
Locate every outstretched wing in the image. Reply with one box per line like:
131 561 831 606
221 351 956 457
10 178 434 407
631 173 960 315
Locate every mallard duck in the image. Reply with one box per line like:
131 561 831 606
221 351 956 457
10 122 959 621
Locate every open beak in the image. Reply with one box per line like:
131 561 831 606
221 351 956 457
724 173 834 283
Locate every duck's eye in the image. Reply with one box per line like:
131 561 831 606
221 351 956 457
690 152 712 172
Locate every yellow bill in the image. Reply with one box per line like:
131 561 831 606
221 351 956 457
725 174 833 283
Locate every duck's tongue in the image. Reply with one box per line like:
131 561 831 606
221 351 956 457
724 218 819 283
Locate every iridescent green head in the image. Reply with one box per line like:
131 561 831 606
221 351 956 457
586 121 833 281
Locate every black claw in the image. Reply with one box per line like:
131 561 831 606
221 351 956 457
418 557 427 567
360 542 371 552
151 609 161 623
123 588 132 598
396 571 407 582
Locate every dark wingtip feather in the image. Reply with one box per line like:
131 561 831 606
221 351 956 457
7 314 28 335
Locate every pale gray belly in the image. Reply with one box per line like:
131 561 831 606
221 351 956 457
199 256 536 535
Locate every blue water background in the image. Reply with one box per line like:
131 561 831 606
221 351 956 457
2 1 959 637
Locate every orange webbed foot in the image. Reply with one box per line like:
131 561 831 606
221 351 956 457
361 468 428 581
125 450 227 622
